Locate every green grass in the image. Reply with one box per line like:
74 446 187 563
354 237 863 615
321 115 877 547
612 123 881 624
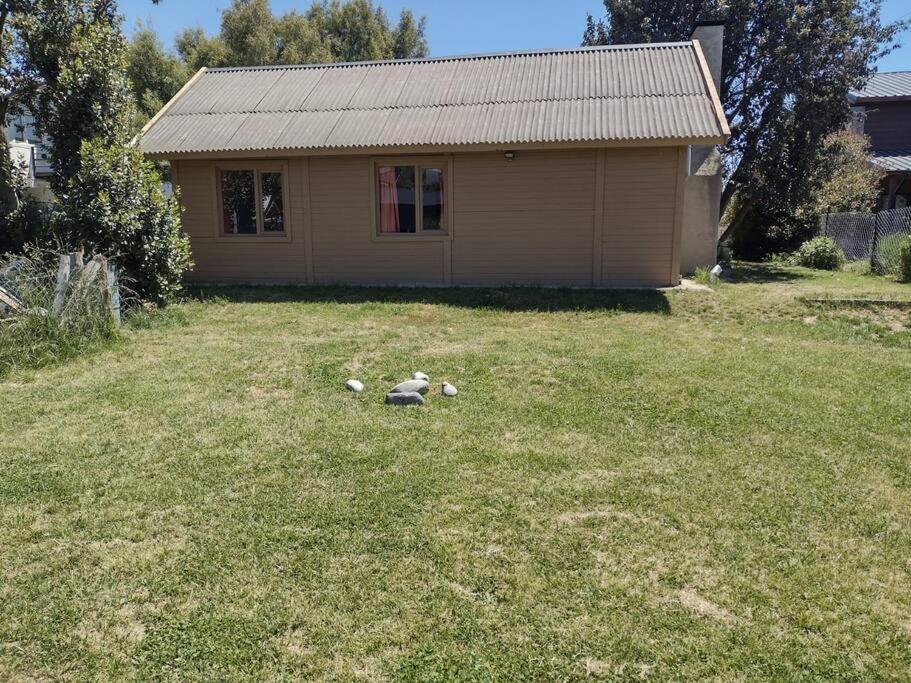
2 263 910 680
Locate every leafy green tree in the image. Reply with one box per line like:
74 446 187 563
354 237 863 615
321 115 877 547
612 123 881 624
175 26 229 72
53 139 191 304
176 0 428 71
275 11 330 64
30 8 134 192
583 0 906 257
809 130 883 215
220 0 277 66
126 23 190 123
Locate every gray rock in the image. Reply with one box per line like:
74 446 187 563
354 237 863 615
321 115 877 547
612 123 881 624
385 391 425 406
412 371 429 381
345 379 364 393
442 382 458 397
390 379 430 395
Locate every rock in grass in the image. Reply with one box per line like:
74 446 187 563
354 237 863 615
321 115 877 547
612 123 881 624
390 379 430 395
385 391 425 406
345 379 364 393
442 382 458 397
412 371 429 381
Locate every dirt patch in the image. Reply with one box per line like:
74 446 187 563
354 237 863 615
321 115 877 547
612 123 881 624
557 507 669 531
675 587 738 625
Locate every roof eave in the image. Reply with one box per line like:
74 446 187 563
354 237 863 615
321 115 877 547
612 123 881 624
142 136 730 161
852 95 911 104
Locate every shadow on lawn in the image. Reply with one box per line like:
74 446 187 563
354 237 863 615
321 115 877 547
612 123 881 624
186 284 671 314
727 261 811 284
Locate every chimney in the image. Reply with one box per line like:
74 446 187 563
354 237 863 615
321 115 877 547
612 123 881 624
691 20 724 92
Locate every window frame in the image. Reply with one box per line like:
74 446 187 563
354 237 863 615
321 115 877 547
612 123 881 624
214 160 291 242
369 156 453 242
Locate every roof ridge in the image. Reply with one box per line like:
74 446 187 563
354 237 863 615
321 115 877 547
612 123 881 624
159 92 710 117
204 42 695 73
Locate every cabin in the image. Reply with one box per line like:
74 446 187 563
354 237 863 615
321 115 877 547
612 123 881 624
138 27 729 287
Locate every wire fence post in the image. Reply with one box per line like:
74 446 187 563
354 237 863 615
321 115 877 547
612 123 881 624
870 212 883 274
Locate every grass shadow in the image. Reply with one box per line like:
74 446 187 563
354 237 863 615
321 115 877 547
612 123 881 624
185 284 672 314
727 261 811 284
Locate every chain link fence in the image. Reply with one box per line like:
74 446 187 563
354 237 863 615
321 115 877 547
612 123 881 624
821 207 911 274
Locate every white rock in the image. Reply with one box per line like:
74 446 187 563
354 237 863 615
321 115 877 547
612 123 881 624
412 371 429 381
442 382 458 397
390 379 430 395
345 379 364 393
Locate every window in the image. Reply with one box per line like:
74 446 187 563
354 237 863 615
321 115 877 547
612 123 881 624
218 164 288 237
376 160 448 236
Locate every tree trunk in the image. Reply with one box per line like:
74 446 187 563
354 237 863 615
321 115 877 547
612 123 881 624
719 195 756 244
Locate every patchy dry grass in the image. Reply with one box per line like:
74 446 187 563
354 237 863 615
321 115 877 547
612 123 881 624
1 263 910 680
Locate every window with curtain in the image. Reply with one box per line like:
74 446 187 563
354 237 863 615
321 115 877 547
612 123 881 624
377 162 447 235
219 165 287 236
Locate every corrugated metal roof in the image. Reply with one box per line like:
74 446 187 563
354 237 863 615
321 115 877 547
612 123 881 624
872 150 911 173
851 71 911 101
139 43 729 156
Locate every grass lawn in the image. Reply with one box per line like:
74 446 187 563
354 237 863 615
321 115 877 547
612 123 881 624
2 263 910 680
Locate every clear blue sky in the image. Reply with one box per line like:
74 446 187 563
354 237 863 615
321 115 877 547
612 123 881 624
120 0 911 72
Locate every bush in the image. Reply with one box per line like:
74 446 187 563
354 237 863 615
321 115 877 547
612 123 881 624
899 235 911 283
791 236 846 270
874 232 907 276
54 140 192 305
0 251 119 376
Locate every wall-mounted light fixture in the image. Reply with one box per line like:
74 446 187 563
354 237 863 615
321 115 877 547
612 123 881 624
504 151 515 161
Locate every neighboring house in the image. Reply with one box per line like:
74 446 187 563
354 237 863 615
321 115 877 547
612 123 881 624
5 111 53 179
138 26 729 287
8 140 36 188
850 71 911 210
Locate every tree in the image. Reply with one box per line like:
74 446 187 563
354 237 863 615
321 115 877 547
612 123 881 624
809 130 883 215
54 139 191 304
582 0 906 256
176 0 428 71
126 23 189 124
27 6 135 192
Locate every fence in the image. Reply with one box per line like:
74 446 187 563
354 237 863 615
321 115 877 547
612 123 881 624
821 207 911 274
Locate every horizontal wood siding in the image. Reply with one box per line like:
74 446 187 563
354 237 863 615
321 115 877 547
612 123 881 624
863 102 911 151
452 150 596 285
175 158 309 282
309 157 444 284
601 147 679 286
172 147 687 288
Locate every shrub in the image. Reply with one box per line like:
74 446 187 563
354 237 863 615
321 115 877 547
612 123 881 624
874 232 907 276
692 266 713 285
899 235 911 283
54 140 192 305
791 236 846 270
0 251 119 376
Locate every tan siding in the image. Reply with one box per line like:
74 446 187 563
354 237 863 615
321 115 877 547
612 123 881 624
173 146 688 288
174 159 309 282
452 150 596 285
175 160 217 238
601 147 679 286
309 157 444 284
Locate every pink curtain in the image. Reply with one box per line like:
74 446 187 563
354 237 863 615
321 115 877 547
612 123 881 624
378 166 400 233
438 169 445 230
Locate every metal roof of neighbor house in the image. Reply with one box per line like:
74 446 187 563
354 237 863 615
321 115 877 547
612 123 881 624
138 43 729 157
872 150 911 173
850 71 911 101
